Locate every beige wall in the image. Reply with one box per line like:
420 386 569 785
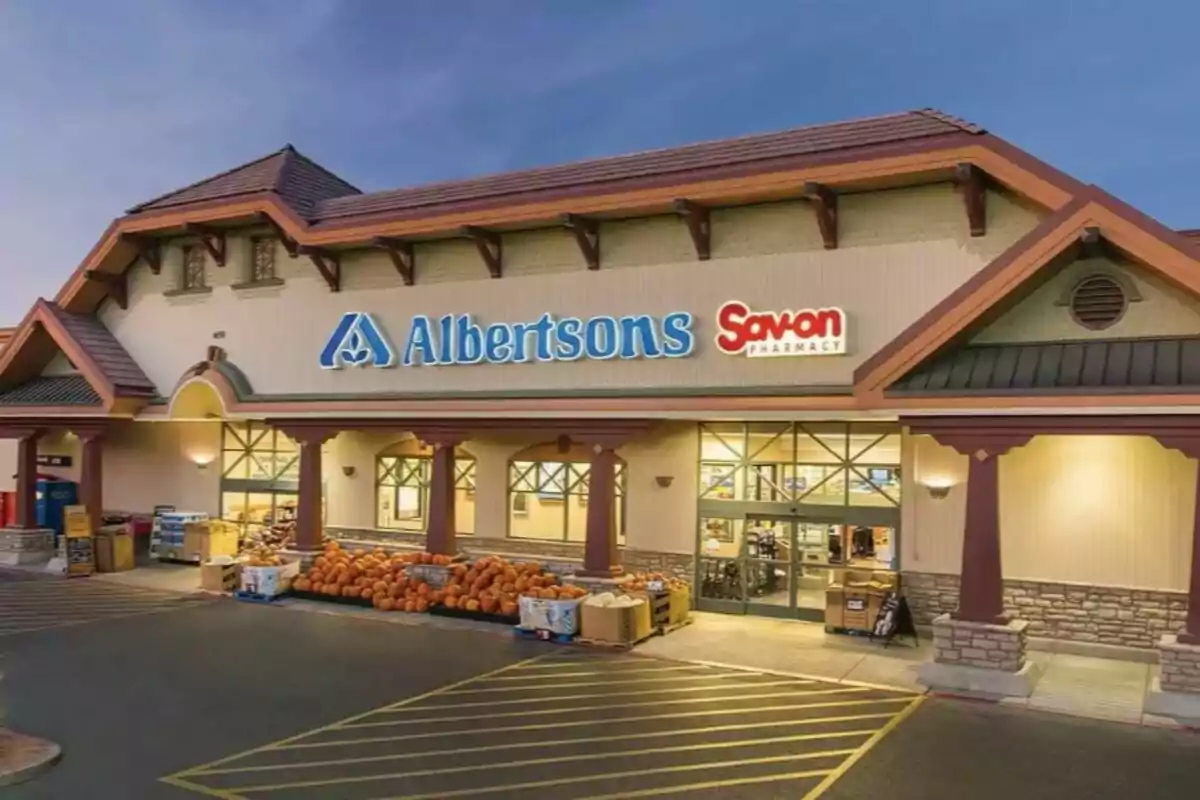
100 185 1040 401
973 258 1200 344
905 433 1196 592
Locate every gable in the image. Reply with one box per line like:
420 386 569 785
41 352 78 377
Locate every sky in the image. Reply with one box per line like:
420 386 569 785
0 0 1197 322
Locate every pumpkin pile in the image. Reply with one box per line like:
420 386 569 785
432 556 588 618
622 571 690 593
242 546 287 568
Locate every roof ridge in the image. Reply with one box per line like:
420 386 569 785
126 145 292 214
320 109 972 211
276 145 363 196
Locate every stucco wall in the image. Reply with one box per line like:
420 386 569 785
100 185 1040 400
972 258 1200 344
905 433 1195 592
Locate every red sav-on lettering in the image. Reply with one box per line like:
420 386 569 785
715 300 847 358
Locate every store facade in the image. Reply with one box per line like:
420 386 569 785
2 110 1200 650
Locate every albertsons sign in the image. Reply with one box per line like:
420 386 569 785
319 311 696 369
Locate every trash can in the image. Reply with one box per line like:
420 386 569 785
94 525 135 573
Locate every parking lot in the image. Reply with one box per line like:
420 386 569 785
164 651 920 799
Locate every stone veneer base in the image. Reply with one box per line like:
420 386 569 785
904 571 1190 650
0 529 55 567
1144 676 1200 723
918 660 1041 699
1158 634 1200 694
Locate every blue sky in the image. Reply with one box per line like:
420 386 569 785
0 0 1196 322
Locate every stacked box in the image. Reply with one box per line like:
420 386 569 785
155 512 208 562
518 596 582 636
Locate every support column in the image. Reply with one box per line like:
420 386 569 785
425 440 459 557
279 427 337 555
1179 464 1200 645
955 450 1006 624
579 442 621 578
15 432 40 530
78 431 105 535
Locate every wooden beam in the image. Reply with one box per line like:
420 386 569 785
258 212 300 258
802 182 838 250
298 246 341 292
461 226 502 278
954 163 987 237
673 199 711 261
561 214 600 270
84 270 127 310
119 233 161 275
184 223 227 267
1079 226 1105 260
374 237 415 286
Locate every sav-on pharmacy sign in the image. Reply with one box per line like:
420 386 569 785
319 311 696 369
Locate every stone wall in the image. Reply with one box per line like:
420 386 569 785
904 571 1190 649
0 529 55 566
932 614 1028 672
1160 636 1200 694
328 526 695 586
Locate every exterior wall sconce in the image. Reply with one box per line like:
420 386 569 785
342 465 357 478
924 479 954 500
191 454 214 471
655 475 674 488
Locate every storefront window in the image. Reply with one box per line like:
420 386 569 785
508 443 626 543
375 450 476 534
221 422 313 535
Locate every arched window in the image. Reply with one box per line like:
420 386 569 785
376 437 476 534
507 442 626 543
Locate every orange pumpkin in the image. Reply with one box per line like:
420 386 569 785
465 599 481 612
293 578 312 592
417 583 430 597
500 601 518 616
415 598 429 613
404 600 417 612
480 595 497 614
379 597 394 611
310 581 324 593
445 595 460 609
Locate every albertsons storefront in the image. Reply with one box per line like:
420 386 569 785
5 110 1200 650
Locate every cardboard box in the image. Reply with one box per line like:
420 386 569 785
239 561 299 597
182 521 239 563
94 526 134 573
667 587 691 626
200 562 241 593
518 596 582 636
825 585 845 628
581 599 653 645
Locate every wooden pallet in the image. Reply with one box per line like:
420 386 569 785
513 626 576 644
576 631 654 651
656 616 694 636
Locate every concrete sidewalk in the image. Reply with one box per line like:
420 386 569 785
635 612 1187 728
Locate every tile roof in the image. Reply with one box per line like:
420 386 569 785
41 303 157 396
125 109 982 226
127 145 361 219
888 336 1200 395
0 375 101 406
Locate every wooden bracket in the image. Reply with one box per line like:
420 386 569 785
298 246 341 292
562 214 600 270
673 199 711 261
954 163 987 237
184 223 227 267
461 226 502 278
85 270 127 310
374 237 415 285
802 182 838 250
120 233 161 275
1079 226 1105 260
257 213 300 258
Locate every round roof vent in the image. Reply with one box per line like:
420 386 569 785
1069 274 1127 330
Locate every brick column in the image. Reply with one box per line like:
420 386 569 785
14 432 40 530
275 426 337 555
579 442 622 577
77 430 105 534
1180 464 1200 645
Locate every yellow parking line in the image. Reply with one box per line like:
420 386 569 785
342 684 863 729
232 748 852 795
506 657 636 669
278 702 910 750
159 774 243 800
195 728 878 776
440 670 764 695
570 769 832 800
0 605 206 637
472 664 715 681
164 654 550 783
395 676 820 711
0 602 190 617
802 696 926 800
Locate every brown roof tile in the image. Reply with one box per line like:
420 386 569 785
0 375 101 406
41 303 156 396
128 145 360 219
313 109 983 224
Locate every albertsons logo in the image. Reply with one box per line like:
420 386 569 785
319 312 397 369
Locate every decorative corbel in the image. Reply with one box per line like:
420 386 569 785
673 199 711 261
561 214 600 270
120 233 162 275
257 212 301 258
183 223 227 267
85 270 127 310
954 163 987 237
374 237 415 286
461 226 502 278
297 246 341 292
802 182 838 250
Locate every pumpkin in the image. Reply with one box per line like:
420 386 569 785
538 587 557 599
465 599 481 612
431 590 445 604
445 595 459 609
310 581 324 593
404 600 417 613
379 597 394 611
373 581 388 594
464 569 479 585
387 584 403 599
360 588 374 600
500 601 518 616
415 598 429 613
417 583 430 597
293 578 311 592
325 584 340 596
480 595 497 614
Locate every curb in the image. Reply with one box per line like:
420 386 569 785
0 729 63 787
